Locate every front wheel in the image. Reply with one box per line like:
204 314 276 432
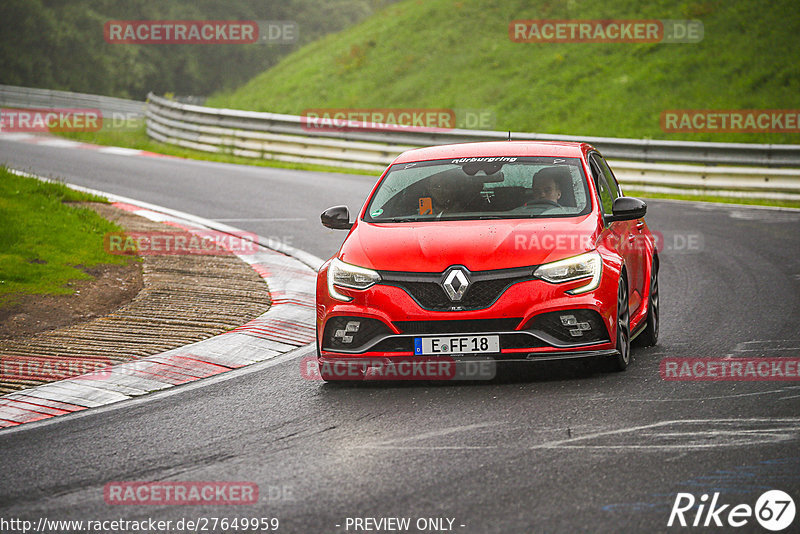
607 275 631 372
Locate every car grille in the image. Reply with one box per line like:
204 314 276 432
379 266 534 311
393 318 523 334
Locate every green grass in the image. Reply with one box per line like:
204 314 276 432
208 0 800 145
0 168 133 302
58 125 378 176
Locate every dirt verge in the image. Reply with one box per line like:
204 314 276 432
0 202 271 394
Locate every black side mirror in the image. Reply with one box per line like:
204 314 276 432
321 205 353 230
605 197 647 224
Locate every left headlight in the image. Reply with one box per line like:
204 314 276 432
534 250 602 295
327 258 381 302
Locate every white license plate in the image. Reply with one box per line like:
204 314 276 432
414 335 500 355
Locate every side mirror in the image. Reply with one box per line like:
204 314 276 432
321 205 353 230
605 197 646 223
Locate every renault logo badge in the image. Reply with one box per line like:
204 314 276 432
442 267 470 301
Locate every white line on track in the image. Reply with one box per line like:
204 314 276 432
359 422 503 448
96 146 145 156
530 418 800 450
628 387 799 402
214 218 307 222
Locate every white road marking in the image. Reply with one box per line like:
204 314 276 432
530 418 800 450
35 139 83 148
360 422 503 448
97 147 143 156
214 218 307 222
630 388 796 402
0 132 36 141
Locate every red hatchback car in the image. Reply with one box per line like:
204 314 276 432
315 141 659 380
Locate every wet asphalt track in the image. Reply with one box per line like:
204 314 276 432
1 139 800 533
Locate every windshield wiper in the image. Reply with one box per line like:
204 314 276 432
377 217 425 223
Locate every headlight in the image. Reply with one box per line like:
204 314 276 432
534 251 602 295
327 258 381 301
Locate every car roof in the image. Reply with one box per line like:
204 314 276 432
392 141 593 164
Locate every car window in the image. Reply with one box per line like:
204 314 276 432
590 158 615 216
363 157 592 222
594 155 622 199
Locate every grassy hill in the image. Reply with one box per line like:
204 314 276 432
0 0 393 99
208 0 800 143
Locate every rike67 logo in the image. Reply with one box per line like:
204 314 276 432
668 490 795 531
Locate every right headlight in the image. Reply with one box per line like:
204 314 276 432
327 258 381 302
534 250 602 295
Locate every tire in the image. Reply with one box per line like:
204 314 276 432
607 274 631 372
634 257 659 348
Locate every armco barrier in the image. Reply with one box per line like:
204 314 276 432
144 93 800 168
145 93 800 198
3 85 799 197
147 94 800 198
0 85 145 118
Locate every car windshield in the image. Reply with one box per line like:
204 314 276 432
363 156 591 222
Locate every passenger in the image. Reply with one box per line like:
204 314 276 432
426 172 476 215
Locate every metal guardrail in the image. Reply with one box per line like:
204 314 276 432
145 93 800 198
0 85 145 118
2 86 798 198
145 93 800 168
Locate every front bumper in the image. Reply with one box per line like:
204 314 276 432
316 265 620 364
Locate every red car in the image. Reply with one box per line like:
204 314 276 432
315 141 658 380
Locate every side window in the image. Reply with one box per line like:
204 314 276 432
596 156 622 198
590 158 614 216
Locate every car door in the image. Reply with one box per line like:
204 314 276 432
594 153 646 314
589 153 644 315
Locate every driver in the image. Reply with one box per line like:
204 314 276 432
530 169 563 205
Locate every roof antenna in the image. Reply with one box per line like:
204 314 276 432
508 131 511 141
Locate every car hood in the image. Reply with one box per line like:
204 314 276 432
338 216 600 272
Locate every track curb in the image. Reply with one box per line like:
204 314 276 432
0 171 324 429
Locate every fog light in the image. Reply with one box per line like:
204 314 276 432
334 320 361 344
568 320 592 337
560 315 577 326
